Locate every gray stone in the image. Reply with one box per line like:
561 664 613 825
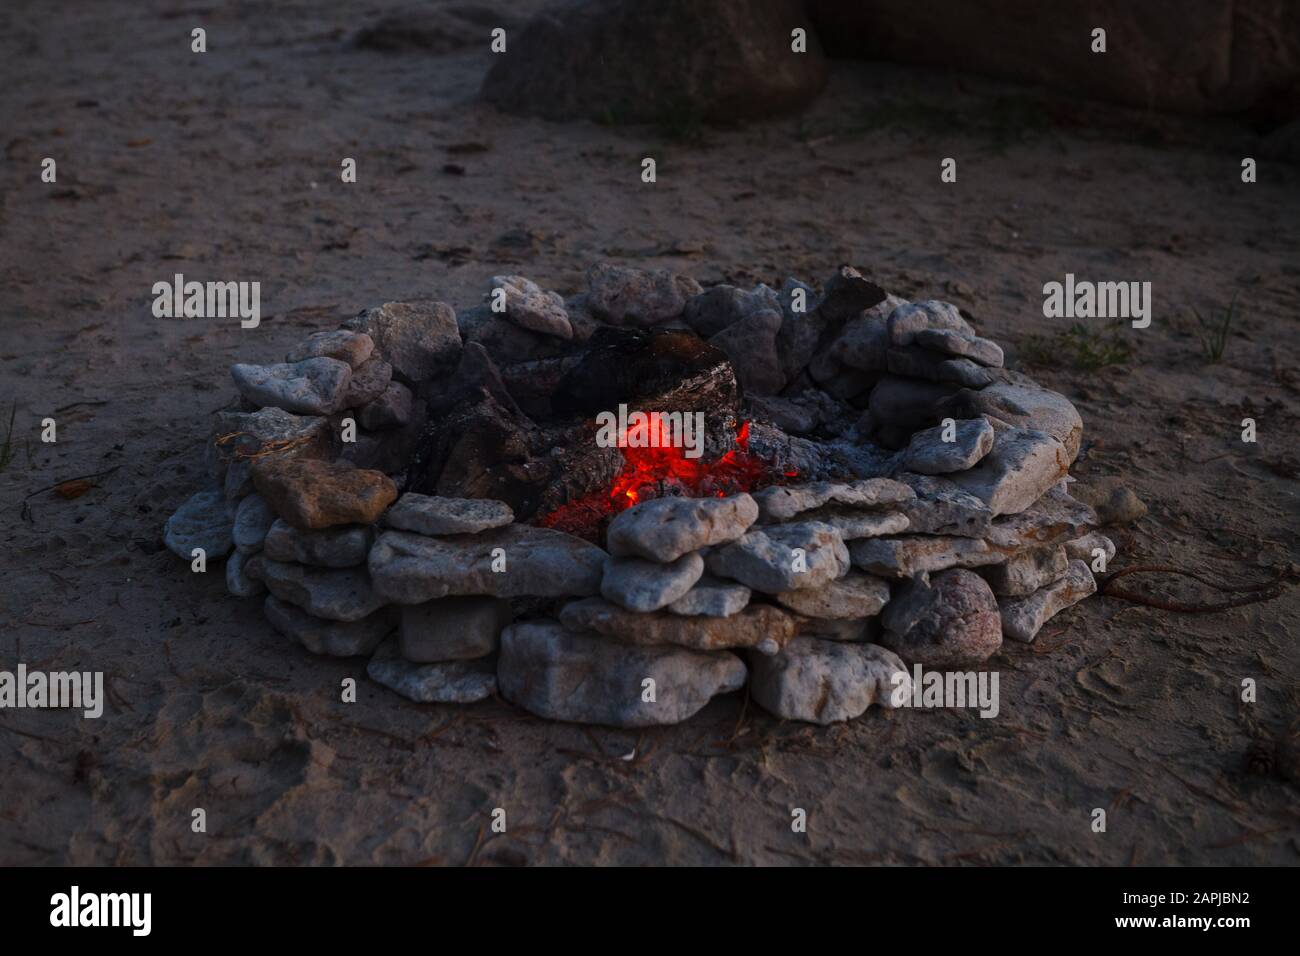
601 552 704 612
887 300 974 346
259 559 388 622
880 569 1002 665
683 283 781 338
232 493 276 555
498 619 746 727
775 571 890 619
709 308 785 395
489 275 573 339
345 299 461 383
705 521 849 593
368 526 607 604
1064 532 1115 566
948 427 1070 517
803 508 910 540
983 485 1097 551
1071 478 1148 527
368 638 497 703
209 407 333 502
265 595 395 657
753 478 914 522
341 357 394 409
606 493 758 563
286 329 374 369
666 575 752 617
383 493 515 536
230 357 353 415
164 488 234 560
358 381 413 430
937 378 1083 462
746 394 820 434
834 313 891 371
1000 559 1097 642
748 637 909 724
225 549 265 598
901 417 995 474
849 534 1002 578
263 518 372 568
913 327 1004 367
978 546 1069 597
886 348 997 388
586 261 702 327
895 473 994 536
560 597 793 655
399 596 512 662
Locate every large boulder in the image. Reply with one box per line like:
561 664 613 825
481 0 828 123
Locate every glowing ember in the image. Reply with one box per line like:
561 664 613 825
538 414 793 538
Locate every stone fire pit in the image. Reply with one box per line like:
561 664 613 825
163 263 1107 726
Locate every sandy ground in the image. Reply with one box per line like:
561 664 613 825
1 0 1297 866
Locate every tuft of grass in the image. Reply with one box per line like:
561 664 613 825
1019 323 1132 372
1193 294 1239 363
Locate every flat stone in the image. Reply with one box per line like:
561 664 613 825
252 457 397 530
1000 559 1097 642
705 521 849 593
383 493 514 536
341 357 393 409
263 518 372 567
225 549 265 598
232 493 276 555
886 348 997 388
498 619 747 727
666 575 751 617
753 478 914 522
1065 532 1115 566
818 265 887 323
938 378 1083 462
983 484 1097 551
913 327 1004 367
606 493 758 563
230 357 353 415
560 596 794 656
209 407 333 502
164 489 234 560
895 474 994 537
368 526 607 604
775 571 890 619
801 508 910 540
286 329 374 369
948 427 1070 517
265 595 395 656
880 568 1002 666
979 546 1069 597
489 275 573 338
834 313 891 371
902 417 995 475
368 638 496 703
586 261 702 327
849 534 1002 578
748 637 909 724
345 299 461 383
791 614 873 642
887 300 975 346
259 559 388 622
399 596 512 662
601 552 704 612
358 381 412 430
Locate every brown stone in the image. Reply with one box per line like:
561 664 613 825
252 457 397 530
559 597 795 655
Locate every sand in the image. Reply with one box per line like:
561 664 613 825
1 0 1297 865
